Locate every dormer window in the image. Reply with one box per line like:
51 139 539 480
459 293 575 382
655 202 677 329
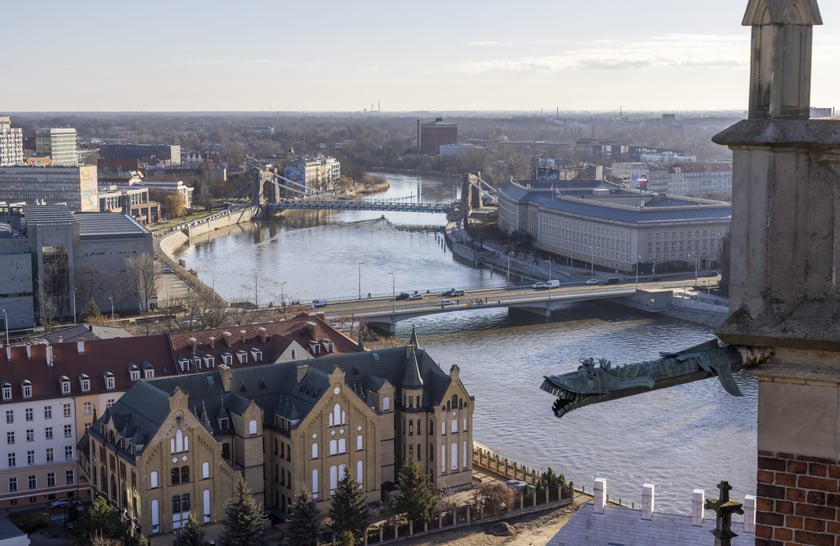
250 348 262 362
221 353 233 366
202 355 215 368
104 372 115 390
128 363 140 381
21 380 32 399
1 382 11 401
60 376 71 395
218 417 229 430
235 350 248 365
79 374 90 392
144 368 154 379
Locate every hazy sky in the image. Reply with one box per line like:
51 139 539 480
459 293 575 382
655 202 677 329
3 0 839 113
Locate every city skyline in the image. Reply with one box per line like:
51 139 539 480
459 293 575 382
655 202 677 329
2 0 839 113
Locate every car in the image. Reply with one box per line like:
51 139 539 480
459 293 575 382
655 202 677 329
50 498 71 508
505 479 534 495
162 267 174 274
585 278 599 285
441 300 455 306
395 292 410 301
311 299 328 308
443 289 464 297
408 293 423 300
532 281 547 289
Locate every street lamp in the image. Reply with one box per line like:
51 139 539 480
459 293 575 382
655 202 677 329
1 309 8 346
589 245 595 278
108 296 114 323
506 252 511 286
280 281 287 310
358 262 364 300
388 272 395 313
71 287 77 325
252 269 259 308
635 255 641 288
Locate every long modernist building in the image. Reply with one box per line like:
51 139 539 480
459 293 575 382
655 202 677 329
498 180 731 273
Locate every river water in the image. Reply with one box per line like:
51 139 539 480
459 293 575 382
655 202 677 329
174 173 756 514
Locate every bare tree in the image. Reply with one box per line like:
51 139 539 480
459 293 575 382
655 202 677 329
125 254 156 312
36 278 58 330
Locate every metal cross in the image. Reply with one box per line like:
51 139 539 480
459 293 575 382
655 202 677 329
705 481 744 546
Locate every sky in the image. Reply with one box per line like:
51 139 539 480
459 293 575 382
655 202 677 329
3 0 839 113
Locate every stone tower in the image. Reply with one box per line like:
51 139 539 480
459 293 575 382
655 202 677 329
713 0 840 544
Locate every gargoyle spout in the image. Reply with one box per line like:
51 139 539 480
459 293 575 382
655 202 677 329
540 340 772 418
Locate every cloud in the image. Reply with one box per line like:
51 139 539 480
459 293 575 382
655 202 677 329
465 40 511 47
456 33 747 73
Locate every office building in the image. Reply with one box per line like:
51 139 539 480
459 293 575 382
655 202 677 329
417 118 457 155
35 129 78 167
0 166 98 212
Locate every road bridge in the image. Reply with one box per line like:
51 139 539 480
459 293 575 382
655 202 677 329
263 198 457 214
313 282 681 335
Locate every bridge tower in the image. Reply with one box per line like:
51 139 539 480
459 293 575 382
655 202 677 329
713 1 840 543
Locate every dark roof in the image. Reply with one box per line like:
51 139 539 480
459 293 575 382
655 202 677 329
76 212 150 239
23 204 75 225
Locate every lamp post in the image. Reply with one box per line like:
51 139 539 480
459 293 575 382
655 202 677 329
1 309 8 346
506 253 511 286
635 255 641 288
388 272 395 313
589 245 595 278
280 281 287 310
108 296 114 323
71 287 77 325
548 257 552 300
358 262 364 300
252 269 259 308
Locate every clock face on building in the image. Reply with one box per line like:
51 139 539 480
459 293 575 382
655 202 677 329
334 386 340 395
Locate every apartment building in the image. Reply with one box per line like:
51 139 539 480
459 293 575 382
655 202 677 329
0 117 24 167
283 155 341 193
81 327 473 545
417 118 457 155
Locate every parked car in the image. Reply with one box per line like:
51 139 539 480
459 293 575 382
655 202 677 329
441 300 456 306
505 479 534 494
443 289 464 297
311 299 328 308
532 281 546 289
50 498 71 508
395 292 410 301
585 278 599 285
408 293 423 300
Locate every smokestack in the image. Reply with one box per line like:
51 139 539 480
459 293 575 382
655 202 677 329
239 329 246 343
258 327 267 343
593 478 606 514
209 336 216 349
189 337 197 352
691 489 705 526
641 483 654 520
223 331 232 348
5 346 10 362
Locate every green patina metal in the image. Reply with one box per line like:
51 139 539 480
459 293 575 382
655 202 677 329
541 339 772 418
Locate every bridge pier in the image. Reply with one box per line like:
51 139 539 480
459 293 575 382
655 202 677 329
365 319 397 336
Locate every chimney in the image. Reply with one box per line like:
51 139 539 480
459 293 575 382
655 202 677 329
209 336 216 349
593 478 606 514
222 331 232 348
5 346 10 362
691 489 705 526
189 337 198 352
305 321 317 338
239 329 246 343
258 327 267 343
641 483 655 520
77 339 85 355
219 364 232 392
297 364 308 384
743 495 756 533
58 336 63 343
46 345 53 367
25 344 31 359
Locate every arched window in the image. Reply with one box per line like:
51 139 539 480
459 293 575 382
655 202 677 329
175 429 184 453
181 466 190 483
171 468 180 485
172 495 181 514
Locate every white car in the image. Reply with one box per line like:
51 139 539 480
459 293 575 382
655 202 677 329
585 278 599 285
408 293 423 300
441 300 455 306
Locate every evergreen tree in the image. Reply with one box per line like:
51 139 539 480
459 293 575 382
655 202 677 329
174 514 208 546
328 472 368 541
286 493 320 546
392 459 436 525
219 477 266 546
71 496 136 546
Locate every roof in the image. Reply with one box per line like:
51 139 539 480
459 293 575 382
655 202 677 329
23 204 75 225
36 323 133 343
0 513 26 541
499 181 731 225
76 212 150 239
548 503 755 546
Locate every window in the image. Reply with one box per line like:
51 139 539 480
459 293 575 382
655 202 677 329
106 399 115 409
22 384 31 399
356 435 363 451
329 440 337 456
64 446 73 460
105 375 115 390
1 385 10 400
357 460 363 488
181 466 190 483
24 408 32 422
46 448 54 462
338 438 346 454
61 380 71 395
144 369 154 379
80 377 90 392
201 462 209 480
451 420 457 434
171 468 180 486
25 430 33 442
83 402 92 415
150 471 159 489
28 475 36 489
64 425 72 438
44 406 52 419
8 477 16 492
63 403 71 418
65 470 74 485
45 427 53 440
451 443 458 471
5 410 13 424
27 450 35 465
312 469 319 500
47 473 55 487
249 420 257 435
130 369 140 381
8 453 15 467
311 443 318 459
382 396 391 411
6 432 13 445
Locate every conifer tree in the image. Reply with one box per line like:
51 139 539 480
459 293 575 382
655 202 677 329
174 514 208 546
219 477 266 546
286 493 320 546
71 496 136 546
328 472 368 541
392 459 436 525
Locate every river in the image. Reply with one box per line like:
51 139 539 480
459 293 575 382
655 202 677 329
173 172 756 515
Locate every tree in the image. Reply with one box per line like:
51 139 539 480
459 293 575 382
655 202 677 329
71 496 136 546
392 460 436 525
328 472 368 542
125 254 156 312
174 514 209 546
286 493 320 546
219 476 266 546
